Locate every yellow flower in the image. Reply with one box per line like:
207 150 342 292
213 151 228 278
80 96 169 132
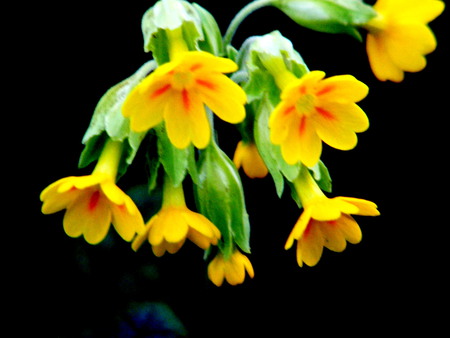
122 50 247 149
132 176 221 257
365 0 445 82
233 141 268 179
40 140 145 244
285 169 379 267
207 249 254 287
270 71 369 167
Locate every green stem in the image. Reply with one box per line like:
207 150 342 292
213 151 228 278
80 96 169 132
223 0 275 48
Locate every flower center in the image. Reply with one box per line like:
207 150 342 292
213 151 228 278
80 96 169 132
295 94 316 116
172 71 194 91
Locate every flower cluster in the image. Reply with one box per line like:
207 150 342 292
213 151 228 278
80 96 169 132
41 0 443 286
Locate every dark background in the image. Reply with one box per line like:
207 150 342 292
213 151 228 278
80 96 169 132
15 0 448 336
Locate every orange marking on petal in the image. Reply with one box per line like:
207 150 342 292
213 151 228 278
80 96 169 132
303 221 313 238
196 79 215 90
88 190 101 212
316 85 334 96
316 107 335 120
190 63 203 72
182 89 190 111
151 84 171 98
299 115 307 134
284 106 295 115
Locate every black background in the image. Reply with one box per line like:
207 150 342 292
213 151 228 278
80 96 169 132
14 0 449 336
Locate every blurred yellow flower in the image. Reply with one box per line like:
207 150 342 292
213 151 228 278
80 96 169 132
270 71 369 167
285 168 379 267
207 249 254 286
132 177 221 256
365 0 445 82
122 51 246 149
40 140 145 244
233 141 268 178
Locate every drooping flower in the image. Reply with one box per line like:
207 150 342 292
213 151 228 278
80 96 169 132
285 168 379 267
364 0 445 82
40 140 145 244
233 141 268 179
207 249 254 287
132 176 221 257
270 70 369 167
122 50 247 149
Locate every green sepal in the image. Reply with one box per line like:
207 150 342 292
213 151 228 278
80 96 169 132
155 125 198 188
79 60 156 176
236 30 308 104
142 0 220 63
253 95 301 197
272 0 377 40
194 140 250 259
310 160 332 193
192 3 223 56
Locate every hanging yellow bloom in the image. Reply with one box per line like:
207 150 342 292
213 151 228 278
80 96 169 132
40 140 145 244
285 169 379 267
365 0 445 82
270 70 369 167
132 176 221 257
233 141 268 179
122 50 246 149
207 249 254 287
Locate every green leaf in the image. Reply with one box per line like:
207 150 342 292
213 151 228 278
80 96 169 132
272 0 377 40
194 141 250 258
79 61 156 174
142 0 204 64
253 95 301 197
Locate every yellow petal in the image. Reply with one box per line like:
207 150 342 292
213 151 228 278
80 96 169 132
298 222 324 267
337 197 380 216
320 220 347 252
111 203 145 242
63 191 112 244
185 51 239 73
385 23 437 73
336 215 362 244
316 75 369 103
208 256 226 287
197 73 246 124
285 208 312 249
366 34 404 82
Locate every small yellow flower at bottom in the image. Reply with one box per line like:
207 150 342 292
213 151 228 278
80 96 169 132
233 141 268 179
285 196 379 267
131 175 221 256
131 205 221 257
207 249 254 287
40 141 145 244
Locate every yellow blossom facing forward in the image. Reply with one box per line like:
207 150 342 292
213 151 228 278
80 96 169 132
122 50 247 149
365 0 445 82
233 141 268 178
132 176 221 256
270 71 369 167
40 141 145 244
207 249 254 286
285 168 379 267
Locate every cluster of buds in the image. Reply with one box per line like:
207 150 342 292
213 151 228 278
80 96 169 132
41 0 444 286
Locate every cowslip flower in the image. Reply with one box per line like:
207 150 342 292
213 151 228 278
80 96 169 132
207 249 254 287
122 50 246 149
233 141 268 178
364 0 445 82
270 70 369 167
285 168 379 267
40 140 145 244
132 176 221 257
